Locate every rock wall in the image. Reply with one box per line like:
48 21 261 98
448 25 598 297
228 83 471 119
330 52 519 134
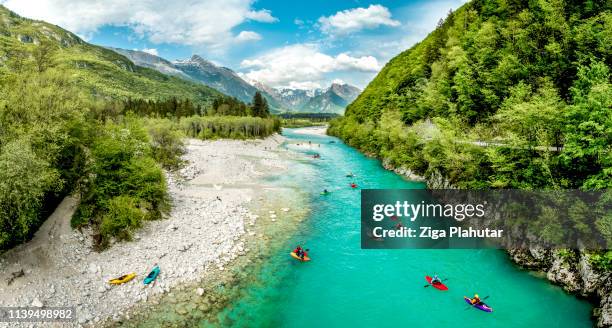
508 249 611 327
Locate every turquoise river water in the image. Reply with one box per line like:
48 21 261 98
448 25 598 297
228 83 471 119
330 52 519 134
212 128 592 327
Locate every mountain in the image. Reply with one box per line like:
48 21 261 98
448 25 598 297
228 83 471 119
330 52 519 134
250 82 360 114
173 55 260 103
109 47 360 114
110 49 283 111
0 5 223 105
108 47 190 79
301 83 361 114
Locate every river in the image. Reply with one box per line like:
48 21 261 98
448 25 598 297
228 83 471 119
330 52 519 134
204 128 592 327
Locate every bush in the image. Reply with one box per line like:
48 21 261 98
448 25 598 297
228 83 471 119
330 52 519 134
73 118 169 247
145 119 185 170
100 196 145 242
590 251 612 271
0 139 60 249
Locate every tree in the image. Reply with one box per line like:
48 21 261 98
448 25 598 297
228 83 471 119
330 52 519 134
32 41 57 73
251 92 270 118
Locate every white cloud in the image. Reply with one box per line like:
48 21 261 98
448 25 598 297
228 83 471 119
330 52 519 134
0 0 272 48
245 9 278 23
235 31 262 42
239 44 380 88
318 4 400 35
141 48 158 56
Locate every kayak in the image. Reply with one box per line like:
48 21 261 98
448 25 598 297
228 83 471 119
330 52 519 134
290 252 311 262
464 296 493 312
143 266 160 285
425 276 448 290
350 184 358 188
109 273 136 285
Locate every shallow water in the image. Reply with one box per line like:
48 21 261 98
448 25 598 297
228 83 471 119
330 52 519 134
211 128 593 328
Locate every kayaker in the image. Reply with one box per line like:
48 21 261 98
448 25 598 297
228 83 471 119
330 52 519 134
323 189 329 194
470 294 481 305
300 249 308 260
431 274 442 284
293 245 303 255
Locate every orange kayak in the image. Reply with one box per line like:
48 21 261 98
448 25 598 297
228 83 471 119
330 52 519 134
290 252 311 262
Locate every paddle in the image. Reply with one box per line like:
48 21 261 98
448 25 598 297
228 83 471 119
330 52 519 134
465 296 489 310
424 278 448 287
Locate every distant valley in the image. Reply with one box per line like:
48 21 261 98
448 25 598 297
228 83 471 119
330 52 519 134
111 48 360 114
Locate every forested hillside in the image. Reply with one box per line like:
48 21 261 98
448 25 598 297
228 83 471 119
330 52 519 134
331 0 610 190
0 5 279 251
0 5 225 105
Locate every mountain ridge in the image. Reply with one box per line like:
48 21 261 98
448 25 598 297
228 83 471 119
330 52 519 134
0 5 223 106
110 48 361 114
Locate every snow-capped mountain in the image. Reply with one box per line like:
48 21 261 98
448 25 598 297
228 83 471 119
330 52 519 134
109 48 360 114
109 49 282 111
250 82 360 114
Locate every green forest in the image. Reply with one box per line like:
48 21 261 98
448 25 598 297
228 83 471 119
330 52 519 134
330 0 611 267
0 5 279 250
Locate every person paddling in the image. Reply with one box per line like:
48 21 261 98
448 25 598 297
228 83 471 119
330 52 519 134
293 245 303 257
470 294 481 305
430 274 442 284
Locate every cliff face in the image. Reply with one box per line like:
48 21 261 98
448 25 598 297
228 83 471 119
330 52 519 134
381 159 612 327
508 249 611 327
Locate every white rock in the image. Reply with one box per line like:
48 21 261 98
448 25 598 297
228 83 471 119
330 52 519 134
196 288 205 296
31 297 43 308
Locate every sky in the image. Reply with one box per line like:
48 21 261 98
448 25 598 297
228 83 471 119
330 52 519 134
1 0 467 89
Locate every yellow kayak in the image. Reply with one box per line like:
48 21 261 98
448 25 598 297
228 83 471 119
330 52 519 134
108 273 137 285
290 252 311 262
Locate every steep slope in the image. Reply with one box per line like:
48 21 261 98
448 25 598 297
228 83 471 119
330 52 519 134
0 6 223 105
108 47 190 79
301 83 361 114
173 55 260 103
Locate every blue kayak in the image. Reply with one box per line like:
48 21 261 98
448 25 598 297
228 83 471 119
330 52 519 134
143 266 160 285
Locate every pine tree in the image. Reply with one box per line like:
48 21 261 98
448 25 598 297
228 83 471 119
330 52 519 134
251 92 269 118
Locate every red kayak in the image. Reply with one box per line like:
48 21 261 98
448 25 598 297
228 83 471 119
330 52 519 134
425 276 448 290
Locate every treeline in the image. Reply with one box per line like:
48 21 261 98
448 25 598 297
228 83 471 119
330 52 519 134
330 0 611 268
280 112 340 128
180 116 280 140
279 113 340 120
112 92 270 119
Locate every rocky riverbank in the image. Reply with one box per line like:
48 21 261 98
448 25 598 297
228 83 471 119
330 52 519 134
0 134 293 327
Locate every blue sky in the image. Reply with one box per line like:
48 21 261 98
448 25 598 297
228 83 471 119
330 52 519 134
2 0 466 89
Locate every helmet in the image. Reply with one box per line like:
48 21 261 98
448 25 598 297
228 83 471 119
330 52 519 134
475 294 479 298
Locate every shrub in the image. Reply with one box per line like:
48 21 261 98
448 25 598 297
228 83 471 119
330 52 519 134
100 196 145 242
